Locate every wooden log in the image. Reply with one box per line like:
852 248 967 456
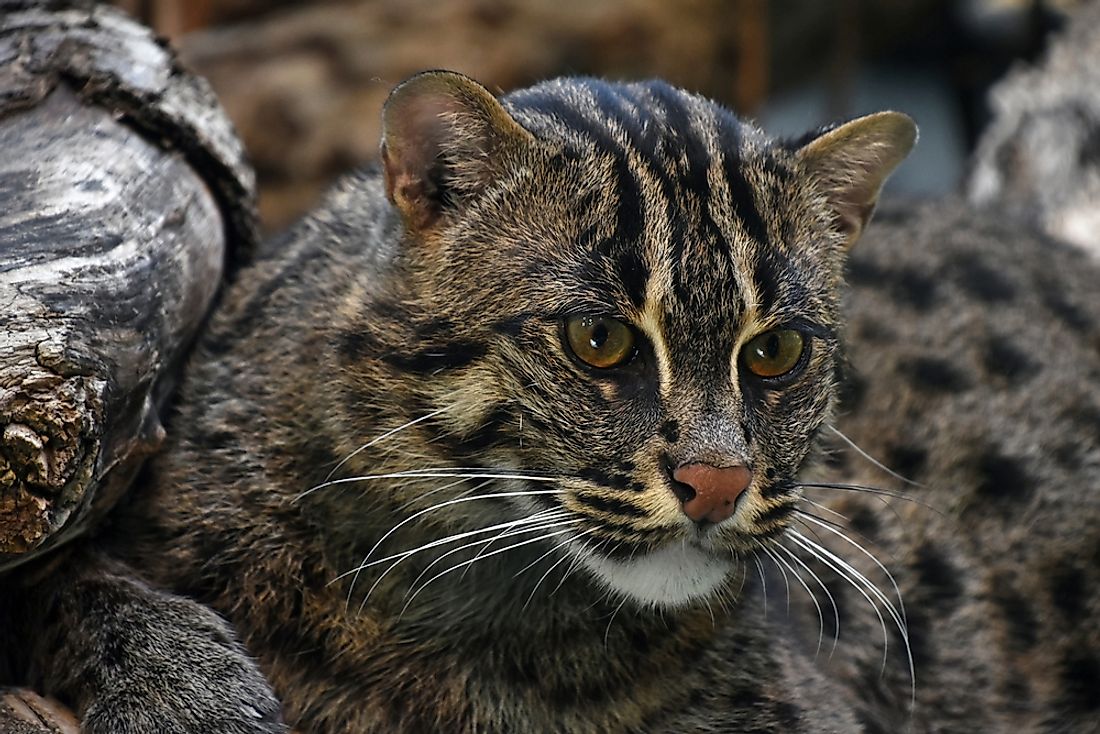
0 0 257 571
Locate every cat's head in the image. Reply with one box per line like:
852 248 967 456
351 71 914 609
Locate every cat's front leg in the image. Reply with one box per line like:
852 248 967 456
9 550 285 734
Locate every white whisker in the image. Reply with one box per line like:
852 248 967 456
766 541 825 656
297 469 563 502
796 511 907 624
761 545 791 613
772 540 841 657
753 552 768 617
520 530 599 610
827 425 924 487
325 405 454 482
400 528 577 615
788 530 915 701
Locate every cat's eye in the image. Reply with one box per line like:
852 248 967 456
741 329 806 379
565 316 636 369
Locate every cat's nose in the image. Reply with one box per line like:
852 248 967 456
671 463 753 524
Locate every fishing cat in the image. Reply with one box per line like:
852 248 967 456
3 70 1097 732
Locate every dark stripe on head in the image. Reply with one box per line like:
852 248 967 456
507 87 644 246
752 249 781 314
716 117 770 247
614 248 649 308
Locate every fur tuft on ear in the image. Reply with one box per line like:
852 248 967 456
796 111 917 248
381 70 535 232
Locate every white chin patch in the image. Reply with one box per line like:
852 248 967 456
578 543 733 609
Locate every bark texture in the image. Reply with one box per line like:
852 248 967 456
0 0 256 570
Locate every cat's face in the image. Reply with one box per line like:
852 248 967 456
360 73 914 608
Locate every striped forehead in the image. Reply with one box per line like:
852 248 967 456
508 78 802 378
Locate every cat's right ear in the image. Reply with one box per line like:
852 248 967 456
794 112 917 249
381 71 535 233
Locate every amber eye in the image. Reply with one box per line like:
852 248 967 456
741 329 806 379
565 316 636 369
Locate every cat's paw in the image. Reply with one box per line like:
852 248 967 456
39 564 286 734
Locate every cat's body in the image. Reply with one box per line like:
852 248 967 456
802 201 1100 732
2 72 1098 733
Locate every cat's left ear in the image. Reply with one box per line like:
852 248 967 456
381 70 536 233
795 112 917 248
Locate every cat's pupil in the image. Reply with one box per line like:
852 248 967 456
764 333 780 359
590 323 609 350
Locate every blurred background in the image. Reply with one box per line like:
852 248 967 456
110 0 1082 234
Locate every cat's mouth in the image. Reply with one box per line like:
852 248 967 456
574 539 735 609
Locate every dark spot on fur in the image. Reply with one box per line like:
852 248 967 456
630 628 650 655
773 701 802 728
753 251 781 313
659 419 680 443
1053 442 1082 470
846 259 937 310
857 713 891 734
759 479 794 500
912 543 961 610
855 318 894 344
1080 124 1100 167
1039 281 1090 332
884 443 927 480
845 258 884 286
1049 565 1087 622
198 430 237 451
1066 404 1100 444
891 266 938 310
948 253 1015 302
990 575 1038 651
98 633 127 670
974 449 1034 506
1060 650 1100 711
336 329 381 362
901 357 971 394
983 336 1035 382
836 370 867 412
847 505 879 539
822 450 849 470
1000 672 1031 715
900 603 934 668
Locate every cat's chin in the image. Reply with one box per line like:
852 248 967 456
577 543 734 610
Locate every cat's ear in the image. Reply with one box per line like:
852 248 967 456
381 70 535 232
795 112 917 248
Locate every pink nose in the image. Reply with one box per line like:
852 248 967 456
672 464 753 523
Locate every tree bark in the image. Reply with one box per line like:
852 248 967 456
0 0 257 570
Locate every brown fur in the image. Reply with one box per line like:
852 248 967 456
3 71 1097 733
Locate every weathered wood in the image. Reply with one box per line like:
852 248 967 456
0 1 257 571
0 689 78 734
